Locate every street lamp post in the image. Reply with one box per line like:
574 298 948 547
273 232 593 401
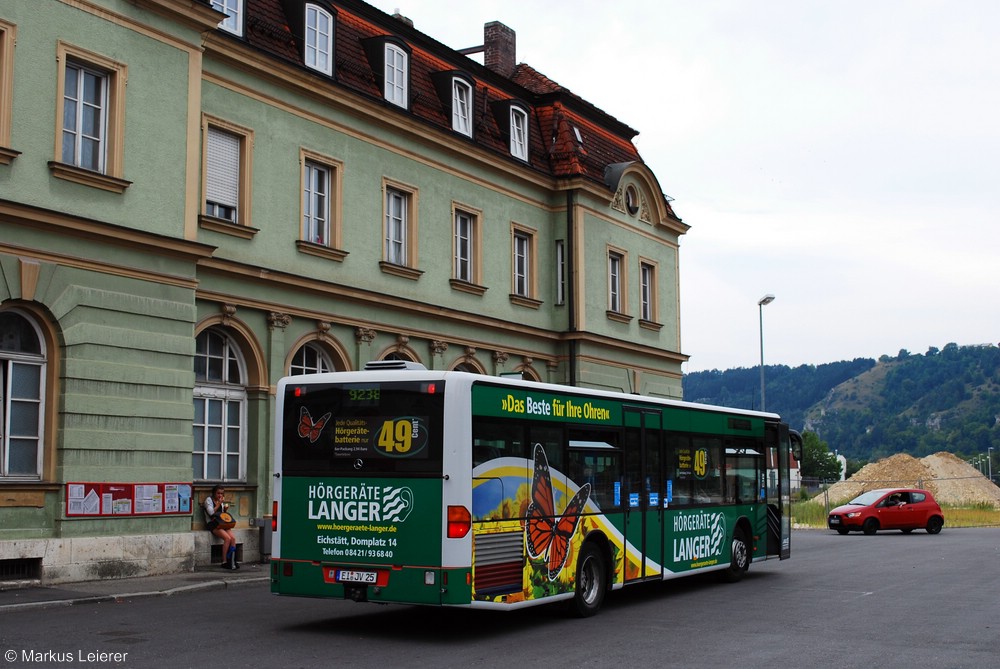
989 447 994 483
758 294 775 412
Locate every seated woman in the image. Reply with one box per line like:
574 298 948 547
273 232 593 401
204 485 238 569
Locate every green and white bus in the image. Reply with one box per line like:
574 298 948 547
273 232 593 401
270 361 800 616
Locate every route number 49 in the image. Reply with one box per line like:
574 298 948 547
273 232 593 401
694 448 708 478
378 419 413 453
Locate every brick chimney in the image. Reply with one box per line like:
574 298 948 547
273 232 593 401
484 21 516 77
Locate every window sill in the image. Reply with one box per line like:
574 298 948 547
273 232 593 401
379 261 423 280
0 482 58 508
48 161 131 193
639 319 663 332
296 240 348 262
0 146 21 165
606 310 633 324
449 279 488 296
509 294 542 309
199 215 259 239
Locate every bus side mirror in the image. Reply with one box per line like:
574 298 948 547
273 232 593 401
789 431 803 462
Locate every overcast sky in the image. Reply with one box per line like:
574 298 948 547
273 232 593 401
371 0 1000 372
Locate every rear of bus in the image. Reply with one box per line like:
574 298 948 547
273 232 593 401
270 365 474 606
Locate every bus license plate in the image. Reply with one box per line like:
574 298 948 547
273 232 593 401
336 570 377 584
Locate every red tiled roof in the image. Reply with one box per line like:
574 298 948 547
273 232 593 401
229 1 651 186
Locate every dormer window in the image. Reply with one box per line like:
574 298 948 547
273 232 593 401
362 36 412 110
305 4 333 76
510 105 529 161
384 43 408 108
452 78 472 136
210 0 243 36
432 71 476 138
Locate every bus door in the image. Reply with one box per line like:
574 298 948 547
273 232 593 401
765 423 794 559
623 406 663 582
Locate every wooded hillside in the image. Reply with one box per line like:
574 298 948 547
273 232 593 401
683 343 1000 461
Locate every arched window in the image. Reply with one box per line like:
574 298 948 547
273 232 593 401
0 309 45 479
193 327 246 482
304 4 334 76
289 342 333 375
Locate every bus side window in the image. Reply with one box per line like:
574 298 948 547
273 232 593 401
472 420 526 467
529 425 564 490
668 436 693 506
568 435 620 511
691 437 723 505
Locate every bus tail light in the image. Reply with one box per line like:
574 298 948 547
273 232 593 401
447 505 471 538
272 500 278 532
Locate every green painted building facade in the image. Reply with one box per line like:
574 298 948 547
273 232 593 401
0 0 688 583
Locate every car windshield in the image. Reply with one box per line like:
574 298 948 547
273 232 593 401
847 491 886 506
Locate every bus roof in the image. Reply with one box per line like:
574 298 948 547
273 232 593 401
276 366 782 421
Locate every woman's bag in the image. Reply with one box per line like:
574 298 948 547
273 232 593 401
212 510 236 530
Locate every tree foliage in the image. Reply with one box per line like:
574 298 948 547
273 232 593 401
800 431 842 481
684 344 1000 462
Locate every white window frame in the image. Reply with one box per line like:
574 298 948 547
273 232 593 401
305 4 333 76
0 310 46 481
52 43 127 191
454 209 474 282
62 60 108 173
205 126 240 222
384 43 408 108
452 78 473 136
511 226 536 299
510 106 529 161
193 328 247 482
201 116 253 229
640 262 655 321
608 251 623 313
385 187 408 265
289 343 333 375
380 178 419 277
303 159 330 245
210 0 244 36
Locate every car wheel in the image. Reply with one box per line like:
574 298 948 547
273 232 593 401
836 528 849 535
862 518 879 535
721 527 750 583
570 542 606 617
926 516 944 534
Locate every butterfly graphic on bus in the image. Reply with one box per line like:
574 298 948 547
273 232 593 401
298 406 331 443
525 443 591 581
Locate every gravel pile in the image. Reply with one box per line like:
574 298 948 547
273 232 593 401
811 451 1000 508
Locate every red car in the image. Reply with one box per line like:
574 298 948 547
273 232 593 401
828 488 944 535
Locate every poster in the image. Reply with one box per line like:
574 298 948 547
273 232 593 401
66 482 193 517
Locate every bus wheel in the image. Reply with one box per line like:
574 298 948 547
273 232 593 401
570 542 606 617
721 528 750 583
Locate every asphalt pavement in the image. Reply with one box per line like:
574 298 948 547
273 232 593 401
0 562 269 613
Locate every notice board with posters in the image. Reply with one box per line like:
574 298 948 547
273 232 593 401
65 482 193 517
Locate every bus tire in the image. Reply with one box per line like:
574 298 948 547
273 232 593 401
570 542 606 617
721 527 750 583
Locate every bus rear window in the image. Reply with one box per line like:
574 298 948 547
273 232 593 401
281 381 444 476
